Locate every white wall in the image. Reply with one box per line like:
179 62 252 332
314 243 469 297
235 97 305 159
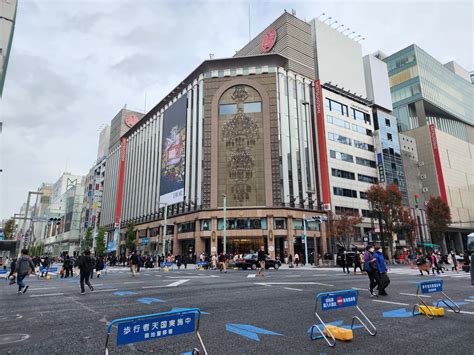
363 54 393 111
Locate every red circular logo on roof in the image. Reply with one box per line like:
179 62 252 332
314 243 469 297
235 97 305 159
125 114 139 128
337 296 343 306
260 28 277 53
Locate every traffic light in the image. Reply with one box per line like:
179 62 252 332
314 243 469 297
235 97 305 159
415 194 420 208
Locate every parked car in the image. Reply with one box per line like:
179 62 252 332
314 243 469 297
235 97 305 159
233 254 281 270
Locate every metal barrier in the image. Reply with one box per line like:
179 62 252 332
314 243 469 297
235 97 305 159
105 308 207 355
412 279 461 319
0 269 8 279
310 289 376 347
196 262 209 270
160 262 173 269
37 267 60 279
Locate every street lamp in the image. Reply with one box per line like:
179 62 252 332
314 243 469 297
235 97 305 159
222 194 227 255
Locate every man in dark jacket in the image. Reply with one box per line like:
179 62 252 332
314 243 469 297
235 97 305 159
15 249 35 294
77 250 95 295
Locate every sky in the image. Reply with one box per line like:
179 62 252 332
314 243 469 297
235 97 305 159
0 0 472 220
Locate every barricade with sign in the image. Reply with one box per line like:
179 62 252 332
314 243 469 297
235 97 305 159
105 308 207 355
0 269 8 279
411 279 460 319
310 289 376 347
196 262 209 270
160 262 173 270
37 267 60 279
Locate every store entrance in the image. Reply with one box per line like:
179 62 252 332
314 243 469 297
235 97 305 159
218 237 266 256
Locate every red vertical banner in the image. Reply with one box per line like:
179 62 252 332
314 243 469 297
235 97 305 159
314 80 331 208
115 137 127 227
429 124 447 203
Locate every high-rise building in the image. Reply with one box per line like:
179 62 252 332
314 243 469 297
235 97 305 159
0 0 17 98
384 44 474 252
108 108 144 153
97 125 110 160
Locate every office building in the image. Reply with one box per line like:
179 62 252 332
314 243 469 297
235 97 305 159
0 0 17 98
385 44 474 251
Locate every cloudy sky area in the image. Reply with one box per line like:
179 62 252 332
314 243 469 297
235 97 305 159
0 0 472 219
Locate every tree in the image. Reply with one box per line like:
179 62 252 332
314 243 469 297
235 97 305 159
394 208 418 251
3 218 15 240
96 226 107 257
125 222 136 254
367 184 403 260
426 196 451 254
83 226 93 251
331 212 363 250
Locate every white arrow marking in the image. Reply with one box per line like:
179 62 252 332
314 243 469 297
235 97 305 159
283 287 303 291
167 279 190 287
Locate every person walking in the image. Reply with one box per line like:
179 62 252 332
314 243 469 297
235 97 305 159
15 249 35 294
8 257 17 285
77 250 95 295
95 256 104 278
256 246 267 277
218 253 227 273
294 253 300 267
341 251 350 274
449 251 458 272
374 246 390 296
364 246 378 297
354 250 363 273
288 254 293 268
416 253 430 275
130 252 139 276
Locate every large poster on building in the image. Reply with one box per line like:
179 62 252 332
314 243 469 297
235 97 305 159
159 95 187 205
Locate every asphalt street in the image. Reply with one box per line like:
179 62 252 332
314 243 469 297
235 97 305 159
0 264 473 355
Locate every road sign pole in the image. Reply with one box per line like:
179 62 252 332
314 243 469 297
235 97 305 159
303 214 308 266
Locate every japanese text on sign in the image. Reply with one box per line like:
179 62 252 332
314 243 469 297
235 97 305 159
117 312 196 345
419 280 443 294
319 290 358 311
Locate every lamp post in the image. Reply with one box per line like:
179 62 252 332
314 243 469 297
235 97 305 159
222 194 227 255
160 202 168 256
303 214 308 266
17 191 43 256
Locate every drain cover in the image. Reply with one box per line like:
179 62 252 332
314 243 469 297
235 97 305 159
0 334 30 345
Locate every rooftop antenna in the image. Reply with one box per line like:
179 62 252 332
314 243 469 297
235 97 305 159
316 12 325 19
209 53 214 59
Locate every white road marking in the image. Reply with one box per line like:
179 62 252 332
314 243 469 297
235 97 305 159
165 276 219 279
142 285 162 289
29 293 64 298
464 299 474 303
167 279 190 287
254 283 273 287
247 274 256 278
400 293 432 298
283 287 303 291
254 282 334 286
448 309 474 315
372 300 409 306
124 281 145 284
352 288 369 292
28 287 57 291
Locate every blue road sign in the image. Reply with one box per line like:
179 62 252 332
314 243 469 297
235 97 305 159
117 312 196 345
418 280 443 294
171 308 210 315
137 297 165 305
225 324 282 341
317 290 358 311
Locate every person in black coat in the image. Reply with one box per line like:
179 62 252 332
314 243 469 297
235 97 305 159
77 250 95 294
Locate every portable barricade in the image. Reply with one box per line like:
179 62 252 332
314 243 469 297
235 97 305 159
310 289 376 347
412 279 461 319
0 269 8 279
196 262 209 270
37 267 60 279
160 262 173 270
105 308 207 355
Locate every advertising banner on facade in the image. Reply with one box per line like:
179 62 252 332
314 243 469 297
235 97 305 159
159 95 187 205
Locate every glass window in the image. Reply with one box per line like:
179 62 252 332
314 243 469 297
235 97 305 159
335 206 359 215
354 140 374 152
359 191 368 199
292 219 303 230
328 132 352 146
358 174 378 183
356 157 376 168
274 218 287 230
330 150 353 163
333 187 358 198
219 104 237 115
387 133 393 141
307 221 320 231
244 102 262 113
385 118 391 127
327 115 351 130
200 219 211 231
332 168 355 180
351 108 371 124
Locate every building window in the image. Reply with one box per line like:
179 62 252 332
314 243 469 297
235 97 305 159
385 118 391 127
332 168 355 180
361 209 376 218
387 133 393 141
274 218 287 230
327 115 351 130
356 157 376 168
330 150 354 163
200 219 211 231
219 103 237 115
354 140 374 152
335 206 359 215
243 102 262 113
328 132 352 146
333 187 358 198
358 174 378 184
351 108 371 124
326 98 348 116
359 191 368 199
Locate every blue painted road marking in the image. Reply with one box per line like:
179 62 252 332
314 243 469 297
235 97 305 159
114 291 138 296
306 320 363 339
469 296 474 300
383 308 419 318
138 297 165 305
225 324 282 341
171 307 209 315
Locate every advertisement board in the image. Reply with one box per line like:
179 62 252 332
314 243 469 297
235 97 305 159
159 95 187 205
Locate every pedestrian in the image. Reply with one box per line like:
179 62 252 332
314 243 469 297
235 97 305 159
294 253 300 267
15 249 35 294
218 253 227 273
354 250 363 273
374 246 390 296
176 255 182 270
77 250 95 295
256 246 267 277
130 251 139 276
8 257 17 284
40 256 49 278
288 254 293 268
95 256 104 278
428 252 440 275
211 254 217 270
364 246 378 297
416 253 430 275
449 250 458 272
341 251 350 274
183 256 188 269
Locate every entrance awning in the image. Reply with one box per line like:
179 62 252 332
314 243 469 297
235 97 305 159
417 242 440 248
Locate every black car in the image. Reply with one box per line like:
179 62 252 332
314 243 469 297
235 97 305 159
234 254 281 270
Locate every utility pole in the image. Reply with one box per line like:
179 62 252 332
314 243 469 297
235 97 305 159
160 203 168 256
222 194 227 255
17 191 42 256
303 214 308 265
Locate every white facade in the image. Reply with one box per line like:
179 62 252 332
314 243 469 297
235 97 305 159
97 125 110 160
0 0 17 97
